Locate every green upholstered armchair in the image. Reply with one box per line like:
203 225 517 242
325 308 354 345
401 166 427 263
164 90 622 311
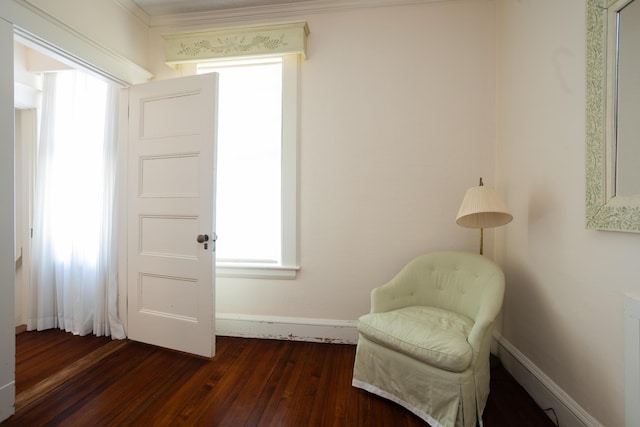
352 251 505 427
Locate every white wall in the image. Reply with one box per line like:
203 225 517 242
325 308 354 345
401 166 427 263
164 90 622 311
5 0 499 328
25 0 149 70
496 0 637 426
157 0 498 321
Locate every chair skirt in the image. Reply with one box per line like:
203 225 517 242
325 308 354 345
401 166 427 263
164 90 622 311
352 335 486 427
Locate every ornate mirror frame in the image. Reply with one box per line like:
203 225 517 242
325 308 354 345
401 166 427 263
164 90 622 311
586 0 640 232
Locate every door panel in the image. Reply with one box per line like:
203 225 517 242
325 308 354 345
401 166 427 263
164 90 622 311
127 74 217 358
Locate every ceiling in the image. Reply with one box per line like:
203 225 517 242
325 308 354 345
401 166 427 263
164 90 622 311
130 0 309 15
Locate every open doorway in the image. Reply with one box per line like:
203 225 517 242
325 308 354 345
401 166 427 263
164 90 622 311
12 37 217 355
12 41 131 417
5 19 217 422
1 10 153 421
13 39 124 337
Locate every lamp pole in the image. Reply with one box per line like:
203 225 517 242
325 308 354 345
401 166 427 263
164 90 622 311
478 177 484 255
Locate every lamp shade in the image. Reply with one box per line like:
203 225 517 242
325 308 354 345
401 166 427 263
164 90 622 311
456 185 513 229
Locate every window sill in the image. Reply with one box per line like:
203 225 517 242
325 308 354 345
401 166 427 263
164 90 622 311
216 263 300 280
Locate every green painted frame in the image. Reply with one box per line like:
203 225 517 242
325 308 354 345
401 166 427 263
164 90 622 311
586 0 640 232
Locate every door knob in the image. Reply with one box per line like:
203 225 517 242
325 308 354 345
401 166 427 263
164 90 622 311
197 234 209 243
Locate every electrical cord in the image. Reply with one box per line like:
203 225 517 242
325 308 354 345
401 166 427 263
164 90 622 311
542 407 559 426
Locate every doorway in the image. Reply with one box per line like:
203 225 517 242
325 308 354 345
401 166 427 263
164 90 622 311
12 39 217 355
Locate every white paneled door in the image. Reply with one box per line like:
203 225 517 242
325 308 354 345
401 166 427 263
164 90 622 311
127 74 218 358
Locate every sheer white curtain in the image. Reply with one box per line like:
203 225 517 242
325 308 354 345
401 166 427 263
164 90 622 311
28 70 125 338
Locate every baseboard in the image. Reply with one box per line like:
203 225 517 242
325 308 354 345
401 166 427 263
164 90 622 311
624 295 640 427
0 381 15 423
493 332 603 427
15 324 27 335
215 313 359 344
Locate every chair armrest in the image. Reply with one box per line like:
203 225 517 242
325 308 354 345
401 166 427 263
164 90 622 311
467 293 502 365
467 318 492 354
468 275 504 354
370 279 410 313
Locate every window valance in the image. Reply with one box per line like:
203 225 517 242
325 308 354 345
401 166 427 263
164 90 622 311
163 22 309 64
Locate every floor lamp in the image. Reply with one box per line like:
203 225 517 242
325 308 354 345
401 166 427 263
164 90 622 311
456 178 513 255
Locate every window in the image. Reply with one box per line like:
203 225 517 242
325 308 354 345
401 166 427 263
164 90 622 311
197 55 299 279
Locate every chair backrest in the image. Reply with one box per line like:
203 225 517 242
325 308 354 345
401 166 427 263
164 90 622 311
373 251 504 321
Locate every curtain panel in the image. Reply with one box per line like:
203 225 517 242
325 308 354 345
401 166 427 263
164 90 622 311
28 71 124 339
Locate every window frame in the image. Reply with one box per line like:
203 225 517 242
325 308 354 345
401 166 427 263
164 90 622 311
195 54 300 280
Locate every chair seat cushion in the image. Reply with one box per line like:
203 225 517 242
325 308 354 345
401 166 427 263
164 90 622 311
357 306 474 372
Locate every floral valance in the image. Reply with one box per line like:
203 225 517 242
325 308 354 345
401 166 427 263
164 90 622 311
163 22 309 64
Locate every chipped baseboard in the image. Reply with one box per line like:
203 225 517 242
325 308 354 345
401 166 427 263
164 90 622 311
215 313 358 344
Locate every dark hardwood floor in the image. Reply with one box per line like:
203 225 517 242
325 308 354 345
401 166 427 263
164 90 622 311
2 330 556 426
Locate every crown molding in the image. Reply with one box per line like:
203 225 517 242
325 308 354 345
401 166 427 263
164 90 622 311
6 0 153 85
149 0 450 29
113 0 152 27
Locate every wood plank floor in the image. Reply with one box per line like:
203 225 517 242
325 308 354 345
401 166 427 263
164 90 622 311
2 330 556 426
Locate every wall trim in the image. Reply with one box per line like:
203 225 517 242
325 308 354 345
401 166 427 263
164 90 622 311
2 0 153 85
216 313 358 344
494 332 603 427
149 0 452 29
113 0 151 27
0 381 15 423
624 295 640 427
